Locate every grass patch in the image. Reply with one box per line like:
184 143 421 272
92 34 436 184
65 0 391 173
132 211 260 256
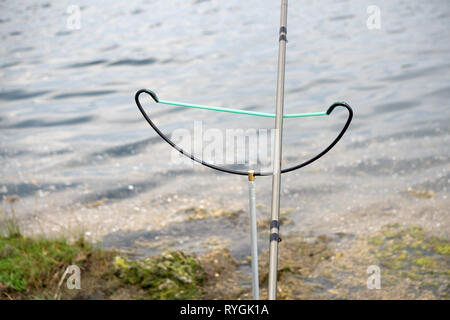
0 235 95 294
0 196 21 238
0 198 99 296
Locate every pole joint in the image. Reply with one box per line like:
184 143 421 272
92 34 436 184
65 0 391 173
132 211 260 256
270 233 282 242
248 170 255 181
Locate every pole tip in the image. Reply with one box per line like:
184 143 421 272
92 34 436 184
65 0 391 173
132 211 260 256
248 170 255 181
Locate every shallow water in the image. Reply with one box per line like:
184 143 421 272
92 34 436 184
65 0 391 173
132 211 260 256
0 1 449 257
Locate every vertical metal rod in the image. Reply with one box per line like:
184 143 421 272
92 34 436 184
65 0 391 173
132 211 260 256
248 170 259 300
268 0 288 300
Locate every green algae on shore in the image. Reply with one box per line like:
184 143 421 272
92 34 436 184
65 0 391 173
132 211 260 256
372 225 449 282
309 224 450 299
112 250 205 299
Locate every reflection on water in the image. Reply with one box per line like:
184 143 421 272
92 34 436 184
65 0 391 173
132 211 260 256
0 0 449 256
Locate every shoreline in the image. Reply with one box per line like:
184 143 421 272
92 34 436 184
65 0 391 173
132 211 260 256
0 222 448 300
1 194 449 300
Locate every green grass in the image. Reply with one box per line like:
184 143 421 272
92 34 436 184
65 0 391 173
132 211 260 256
0 235 90 292
0 199 21 238
0 199 95 294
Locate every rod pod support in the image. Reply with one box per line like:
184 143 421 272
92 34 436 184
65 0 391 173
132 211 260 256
134 0 354 301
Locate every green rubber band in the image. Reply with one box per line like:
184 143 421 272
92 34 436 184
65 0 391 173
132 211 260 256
158 99 327 118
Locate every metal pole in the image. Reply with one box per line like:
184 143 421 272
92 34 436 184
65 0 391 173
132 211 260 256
248 171 259 300
268 0 288 300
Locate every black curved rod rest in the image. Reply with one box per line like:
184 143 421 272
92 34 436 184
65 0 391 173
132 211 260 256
135 88 353 176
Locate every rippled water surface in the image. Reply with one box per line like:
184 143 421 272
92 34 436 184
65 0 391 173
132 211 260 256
0 0 449 257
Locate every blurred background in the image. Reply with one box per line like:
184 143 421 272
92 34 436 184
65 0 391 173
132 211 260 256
0 0 449 288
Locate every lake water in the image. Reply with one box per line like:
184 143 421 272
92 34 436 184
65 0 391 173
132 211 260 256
0 0 449 259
